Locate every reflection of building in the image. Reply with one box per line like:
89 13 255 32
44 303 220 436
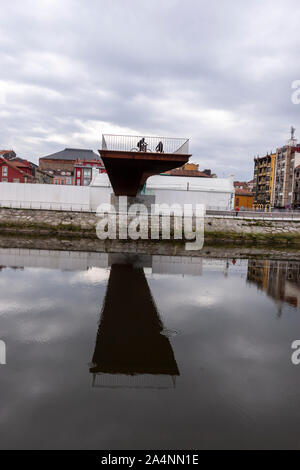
90 254 179 388
247 260 300 309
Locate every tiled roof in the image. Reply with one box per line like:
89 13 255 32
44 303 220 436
0 157 35 180
164 169 211 177
40 148 101 161
235 188 254 196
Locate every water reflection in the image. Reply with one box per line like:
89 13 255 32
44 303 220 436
247 260 300 312
0 247 300 448
90 254 179 389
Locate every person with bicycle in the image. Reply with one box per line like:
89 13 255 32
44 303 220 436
137 137 148 152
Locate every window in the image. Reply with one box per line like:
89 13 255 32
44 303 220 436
77 170 81 177
76 180 81 186
2 178 8 182
66 177 72 185
83 168 92 186
2 166 8 176
13 178 20 183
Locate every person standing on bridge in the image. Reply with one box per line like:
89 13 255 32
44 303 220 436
155 141 163 153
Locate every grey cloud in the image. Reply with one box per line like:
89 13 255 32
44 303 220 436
1 0 300 178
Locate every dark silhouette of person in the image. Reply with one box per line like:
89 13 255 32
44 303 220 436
137 138 147 152
156 141 163 153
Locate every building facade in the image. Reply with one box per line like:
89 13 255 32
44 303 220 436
234 189 254 209
39 148 103 172
0 157 35 183
253 153 276 208
293 165 300 209
74 159 106 186
272 145 300 209
51 170 74 185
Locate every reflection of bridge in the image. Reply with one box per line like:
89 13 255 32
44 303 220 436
0 248 204 275
90 255 180 389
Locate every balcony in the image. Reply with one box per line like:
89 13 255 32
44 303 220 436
101 134 190 155
99 134 192 196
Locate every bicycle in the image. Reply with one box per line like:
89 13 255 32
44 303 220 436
130 147 153 152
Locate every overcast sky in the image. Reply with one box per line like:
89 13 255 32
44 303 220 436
0 0 299 179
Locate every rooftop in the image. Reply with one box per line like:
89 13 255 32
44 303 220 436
164 169 211 178
0 156 35 180
235 188 254 196
40 148 101 161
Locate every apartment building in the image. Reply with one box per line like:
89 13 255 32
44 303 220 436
293 165 300 209
272 145 300 209
253 153 276 207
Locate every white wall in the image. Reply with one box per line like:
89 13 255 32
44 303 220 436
0 182 91 211
0 172 234 212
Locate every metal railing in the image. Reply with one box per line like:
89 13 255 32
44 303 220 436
206 209 300 220
101 134 189 154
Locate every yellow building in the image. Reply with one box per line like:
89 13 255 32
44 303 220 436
253 153 276 208
234 189 254 209
269 153 276 204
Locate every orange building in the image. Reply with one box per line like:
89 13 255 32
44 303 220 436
234 188 254 209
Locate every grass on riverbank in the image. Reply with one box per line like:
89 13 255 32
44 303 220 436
0 220 299 246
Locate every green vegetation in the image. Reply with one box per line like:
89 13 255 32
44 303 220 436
204 230 300 246
0 220 97 239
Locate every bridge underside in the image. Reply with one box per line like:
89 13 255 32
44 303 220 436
98 150 191 196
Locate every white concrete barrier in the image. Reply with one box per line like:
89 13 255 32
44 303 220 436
0 172 235 213
0 182 99 211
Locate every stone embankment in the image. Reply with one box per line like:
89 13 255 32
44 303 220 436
0 208 299 246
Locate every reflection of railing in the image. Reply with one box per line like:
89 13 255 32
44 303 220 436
102 134 189 154
92 373 177 389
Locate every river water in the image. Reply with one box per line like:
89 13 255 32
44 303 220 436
0 248 299 449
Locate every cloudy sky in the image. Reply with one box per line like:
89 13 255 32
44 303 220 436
0 0 299 179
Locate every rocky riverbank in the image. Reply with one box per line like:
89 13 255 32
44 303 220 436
0 207 299 248
0 233 299 260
